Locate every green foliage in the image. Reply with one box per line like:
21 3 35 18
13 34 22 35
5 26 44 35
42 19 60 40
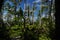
39 36 51 40
9 25 23 38
39 34 51 40
1 0 55 40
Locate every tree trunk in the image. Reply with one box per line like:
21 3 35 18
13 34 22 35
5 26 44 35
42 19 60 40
14 5 17 25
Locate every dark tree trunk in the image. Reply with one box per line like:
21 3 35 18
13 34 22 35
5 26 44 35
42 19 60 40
48 0 55 40
0 0 11 40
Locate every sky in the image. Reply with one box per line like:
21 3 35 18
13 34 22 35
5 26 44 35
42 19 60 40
3 0 51 21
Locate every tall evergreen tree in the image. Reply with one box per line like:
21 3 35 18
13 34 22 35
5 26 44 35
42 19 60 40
10 0 22 25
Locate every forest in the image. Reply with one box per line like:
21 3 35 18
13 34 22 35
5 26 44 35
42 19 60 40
0 0 55 40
